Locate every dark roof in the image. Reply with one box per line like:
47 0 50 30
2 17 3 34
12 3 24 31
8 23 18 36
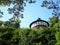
29 18 49 28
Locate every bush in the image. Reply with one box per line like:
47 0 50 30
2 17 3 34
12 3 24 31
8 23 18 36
0 27 60 45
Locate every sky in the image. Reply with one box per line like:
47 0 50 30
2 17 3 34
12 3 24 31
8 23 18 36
0 0 53 28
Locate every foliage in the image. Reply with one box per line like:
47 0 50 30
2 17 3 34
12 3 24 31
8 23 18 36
49 16 59 27
0 0 36 28
0 20 3 26
41 0 60 17
0 26 59 45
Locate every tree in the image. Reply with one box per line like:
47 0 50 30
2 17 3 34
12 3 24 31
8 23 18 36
53 19 60 28
0 0 36 28
4 21 11 27
41 0 60 17
0 27 57 45
49 16 59 27
0 20 3 26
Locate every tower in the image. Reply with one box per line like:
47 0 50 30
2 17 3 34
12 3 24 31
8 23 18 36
29 18 49 30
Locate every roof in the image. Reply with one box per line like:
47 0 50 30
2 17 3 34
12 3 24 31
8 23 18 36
29 18 49 28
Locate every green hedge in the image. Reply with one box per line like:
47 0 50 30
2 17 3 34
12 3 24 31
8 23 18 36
0 27 60 45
